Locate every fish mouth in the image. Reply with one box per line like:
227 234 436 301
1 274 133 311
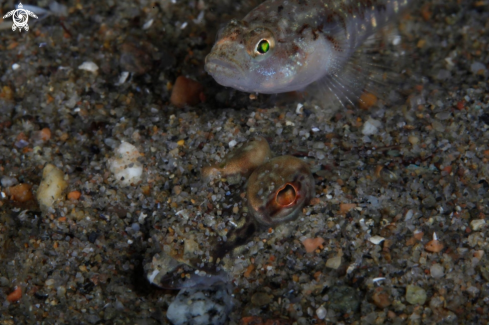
204 55 243 79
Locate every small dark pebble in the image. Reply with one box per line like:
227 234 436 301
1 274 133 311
90 145 100 155
34 291 49 299
479 113 489 125
326 285 362 312
88 232 99 244
77 282 94 294
120 41 154 75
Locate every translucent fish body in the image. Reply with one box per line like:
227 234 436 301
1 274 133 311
205 0 412 94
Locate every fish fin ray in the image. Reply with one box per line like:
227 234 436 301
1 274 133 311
305 24 408 109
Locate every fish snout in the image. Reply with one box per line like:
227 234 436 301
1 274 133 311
204 54 243 79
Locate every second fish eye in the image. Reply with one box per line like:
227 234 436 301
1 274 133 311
255 39 270 54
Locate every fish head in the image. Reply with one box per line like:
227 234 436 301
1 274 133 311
205 19 304 94
247 156 315 227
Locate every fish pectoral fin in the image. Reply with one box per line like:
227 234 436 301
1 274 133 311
306 26 407 111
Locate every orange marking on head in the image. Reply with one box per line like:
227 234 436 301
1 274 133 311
275 183 298 207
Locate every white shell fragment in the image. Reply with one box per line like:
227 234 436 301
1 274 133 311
362 117 382 135
325 255 342 270
296 103 303 114
109 142 143 187
36 164 68 208
470 62 486 74
316 306 327 319
470 219 486 231
116 71 130 85
369 235 385 245
78 61 99 73
143 18 153 30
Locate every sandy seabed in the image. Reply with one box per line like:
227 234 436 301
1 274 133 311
0 0 489 324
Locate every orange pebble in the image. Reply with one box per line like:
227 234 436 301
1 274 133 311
170 76 203 107
241 316 290 325
309 197 321 205
405 237 417 246
420 3 432 21
16 132 28 142
7 286 22 303
442 165 452 174
413 230 424 241
0 86 14 101
339 203 357 215
40 128 51 141
375 165 384 178
8 183 34 202
244 264 255 278
456 101 465 110
141 185 151 196
474 250 484 260
313 271 321 281
301 237 325 253
67 191 81 200
425 239 443 253
372 287 391 308
7 42 18 50
240 316 255 325
359 92 377 110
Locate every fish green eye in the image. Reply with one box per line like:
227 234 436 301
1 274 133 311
256 39 270 54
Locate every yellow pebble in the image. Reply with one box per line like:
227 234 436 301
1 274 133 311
177 139 185 146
